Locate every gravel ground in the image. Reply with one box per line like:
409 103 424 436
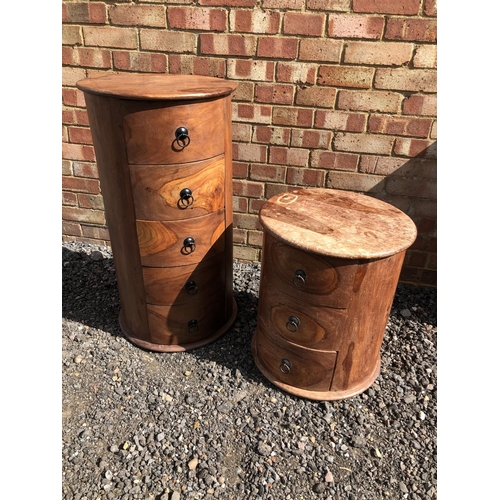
62 241 437 500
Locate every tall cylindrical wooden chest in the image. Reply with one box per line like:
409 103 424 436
252 188 417 400
76 74 238 352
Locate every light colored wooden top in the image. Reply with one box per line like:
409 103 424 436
76 73 238 100
259 188 417 259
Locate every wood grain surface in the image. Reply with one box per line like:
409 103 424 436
259 188 417 259
129 155 225 220
122 99 225 165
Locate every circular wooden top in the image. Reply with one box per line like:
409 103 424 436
259 188 417 259
76 73 238 100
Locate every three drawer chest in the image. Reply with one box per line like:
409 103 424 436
77 74 238 352
252 188 417 400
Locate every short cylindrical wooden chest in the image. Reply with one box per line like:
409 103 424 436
76 74 238 352
252 188 417 400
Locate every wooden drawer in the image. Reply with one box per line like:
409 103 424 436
122 99 225 165
263 233 357 308
142 253 225 305
147 290 226 345
258 279 347 351
129 155 225 221
254 329 337 392
136 209 226 267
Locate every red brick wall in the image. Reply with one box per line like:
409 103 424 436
62 0 437 287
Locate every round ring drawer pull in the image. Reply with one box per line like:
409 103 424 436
286 315 300 332
185 280 198 296
188 319 199 333
280 359 291 374
179 188 194 207
175 126 190 149
293 269 307 288
182 236 196 254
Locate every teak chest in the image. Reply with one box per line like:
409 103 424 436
76 74 238 352
252 188 417 400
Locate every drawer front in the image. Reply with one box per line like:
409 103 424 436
129 155 225 221
142 253 226 305
254 329 337 392
137 209 226 267
258 279 346 351
263 234 357 308
147 290 226 345
122 99 226 165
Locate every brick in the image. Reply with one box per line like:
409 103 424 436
169 55 225 77
386 177 437 199
295 86 336 107
73 162 99 179
413 44 437 68
230 9 280 33
250 164 287 182
344 41 413 66
333 132 394 155
255 84 294 105
234 213 261 230
394 138 437 158
337 90 402 113
368 114 433 137
62 67 87 86
81 225 110 241
110 4 165 27
287 168 325 187
307 0 350 11
318 65 374 88
374 68 437 92
233 103 272 123
353 0 420 15
385 18 437 42
276 62 317 84
257 37 298 59
62 88 86 108
272 107 314 127
68 127 93 145
227 59 274 81
62 143 95 162
200 34 256 56
141 29 196 53
291 129 332 149
298 39 342 64
417 218 436 235
232 81 254 101
403 94 437 116
78 193 105 210
315 110 366 132
262 0 303 9
270 147 309 166
169 7 226 31
62 160 73 176
232 123 253 142
232 227 247 243
311 151 359 171
248 230 264 246
62 3 106 24
283 12 326 36
200 0 257 6
359 156 437 179
63 47 112 68
426 252 437 271
62 25 82 45
326 171 384 192
233 162 249 178
359 155 407 175
62 221 82 237
413 199 437 218
424 0 437 16
233 179 264 196
265 183 295 198
83 27 137 49
62 206 106 225
62 108 90 127
406 250 428 268
430 120 437 140
328 14 384 39
253 126 291 145
62 176 101 194
233 245 260 262
232 143 267 163
63 191 78 206
113 51 167 73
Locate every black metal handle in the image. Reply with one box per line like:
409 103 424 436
183 237 196 254
286 315 300 333
175 127 190 149
185 280 198 296
179 188 194 208
280 359 291 374
293 269 307 288
188 319 199 333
